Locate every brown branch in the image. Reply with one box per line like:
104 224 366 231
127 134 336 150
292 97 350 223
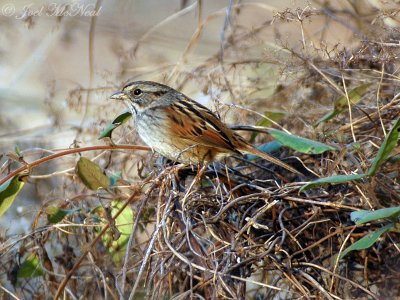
0 144 151 187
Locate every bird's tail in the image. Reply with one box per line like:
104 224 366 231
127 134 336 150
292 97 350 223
242 144 302 175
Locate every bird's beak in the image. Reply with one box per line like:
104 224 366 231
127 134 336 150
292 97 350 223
110 91 128 101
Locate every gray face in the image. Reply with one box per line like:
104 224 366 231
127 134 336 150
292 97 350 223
111 81 174 115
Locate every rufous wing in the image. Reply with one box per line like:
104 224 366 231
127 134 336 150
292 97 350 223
165 99 240 154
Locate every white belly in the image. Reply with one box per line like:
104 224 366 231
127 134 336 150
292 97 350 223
136 113 187 162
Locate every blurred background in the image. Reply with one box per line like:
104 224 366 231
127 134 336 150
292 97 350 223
0 0 368 149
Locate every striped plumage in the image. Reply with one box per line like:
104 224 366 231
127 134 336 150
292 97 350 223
111 81 300 174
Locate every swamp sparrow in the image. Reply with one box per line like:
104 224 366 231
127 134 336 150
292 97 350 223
111 81 300 174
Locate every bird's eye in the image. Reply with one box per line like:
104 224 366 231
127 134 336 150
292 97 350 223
133 89 142 96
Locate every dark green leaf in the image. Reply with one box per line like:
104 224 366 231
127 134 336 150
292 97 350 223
316 110 337 127
98 111 132 139
250 111 287 142
300 174 366 192
0 174 26 218
315 84 370 126
98 123 119 140
368 118 400 176
46 206 80 224
17 254 44 278
338 224 395 260
351 207 400 225
268 128 337 154
77 157 109 190
246 141 282 161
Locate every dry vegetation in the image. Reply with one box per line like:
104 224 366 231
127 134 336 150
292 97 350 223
1 1 400 299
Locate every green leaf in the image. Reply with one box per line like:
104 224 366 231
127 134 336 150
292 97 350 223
351 207 400 225
98 111 132 139
250 111 287 142
368 118 400 176
246 141 282 161
338 223 395 260
17 253 45 278
93 201 134 263
45 206 81 224
77 157 109 190
0 174 26 218
300 174 366 192
315 84 370 126
268 128 337 154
